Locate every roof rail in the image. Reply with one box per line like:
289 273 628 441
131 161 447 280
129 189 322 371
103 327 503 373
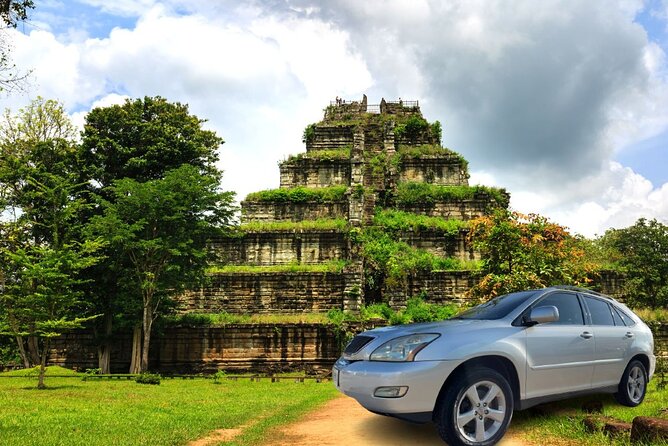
551 285 606 297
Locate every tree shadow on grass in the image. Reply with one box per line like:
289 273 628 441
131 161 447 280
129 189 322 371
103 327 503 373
20 384 80 391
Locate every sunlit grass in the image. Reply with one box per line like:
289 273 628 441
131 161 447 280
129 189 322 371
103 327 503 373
512 382 668 446
0 366 338 446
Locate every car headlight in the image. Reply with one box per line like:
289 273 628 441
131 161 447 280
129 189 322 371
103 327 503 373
370 333 440 362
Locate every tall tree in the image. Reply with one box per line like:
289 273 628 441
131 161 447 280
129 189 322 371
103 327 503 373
88 165 234 372
0 99 102 386
0 98 97 378
79 96 234 373
468 209 593 298
600 218 668 308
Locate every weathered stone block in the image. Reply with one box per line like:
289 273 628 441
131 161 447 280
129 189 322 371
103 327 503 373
241 200 349 222
398 198 501 221
399 156 469 186
280 158 351 188
398 229 478 262
211 231 348 265
631 416 668 444
306 126 354 151
178 271 350 314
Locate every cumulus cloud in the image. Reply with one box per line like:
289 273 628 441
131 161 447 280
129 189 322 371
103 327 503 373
4 0 668 237
293 0 668 234
8 4 372 202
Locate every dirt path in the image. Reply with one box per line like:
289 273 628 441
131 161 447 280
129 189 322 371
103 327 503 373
261 394 534 446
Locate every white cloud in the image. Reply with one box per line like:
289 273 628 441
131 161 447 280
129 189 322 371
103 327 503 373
512 162 668 237
4 0 668 238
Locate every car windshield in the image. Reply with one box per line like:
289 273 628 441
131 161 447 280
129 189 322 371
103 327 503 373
452 290 537 320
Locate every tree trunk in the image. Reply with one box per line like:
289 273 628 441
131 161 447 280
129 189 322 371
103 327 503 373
27 336 40 366
15 335 31 368
129 326 142 374
140 301 153 372
37 338 49 389
97 312 113 374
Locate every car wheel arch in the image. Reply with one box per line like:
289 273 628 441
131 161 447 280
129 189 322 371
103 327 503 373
629 353 650 376
433 355 521 420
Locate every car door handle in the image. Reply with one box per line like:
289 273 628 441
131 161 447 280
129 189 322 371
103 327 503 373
625 332 634 338
580 332 593 339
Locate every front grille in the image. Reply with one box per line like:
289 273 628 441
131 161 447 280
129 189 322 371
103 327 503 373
344 335 374 355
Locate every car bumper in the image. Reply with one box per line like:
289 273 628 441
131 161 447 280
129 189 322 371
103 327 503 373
648 353 656 381
333 357 462 417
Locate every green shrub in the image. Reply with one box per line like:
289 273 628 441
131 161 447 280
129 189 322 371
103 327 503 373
360 303 393 321
245 186 347 203
135 372 161 385
327 296 460 328
239 219 348 232
404 296 459 322
373 209 468 236
430 120 442 143
208 260 348 274
282 148 350 164
395 183 509 208
394 115 429 140
212 370 227 384
302 123 316 144
360 229 465 288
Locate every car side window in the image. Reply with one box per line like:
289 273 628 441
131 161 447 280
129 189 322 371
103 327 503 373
535 292 584 325
611 307 625 326
585 296 614 325
614 307 636 327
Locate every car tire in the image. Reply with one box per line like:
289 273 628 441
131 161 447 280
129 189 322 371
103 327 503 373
435 367 514 446
614 359 647 407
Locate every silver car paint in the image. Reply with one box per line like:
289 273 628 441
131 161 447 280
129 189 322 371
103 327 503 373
335 288 656 417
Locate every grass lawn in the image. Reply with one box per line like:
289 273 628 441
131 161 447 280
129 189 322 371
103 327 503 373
0 367 338 446
511 381 668 445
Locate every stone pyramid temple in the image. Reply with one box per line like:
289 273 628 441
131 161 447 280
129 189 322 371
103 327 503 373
181 96 508 317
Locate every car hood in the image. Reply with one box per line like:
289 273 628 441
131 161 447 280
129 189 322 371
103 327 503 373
342 318 500 361
366 318 486 335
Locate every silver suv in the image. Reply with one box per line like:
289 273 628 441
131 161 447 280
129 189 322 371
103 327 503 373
333 286 656 446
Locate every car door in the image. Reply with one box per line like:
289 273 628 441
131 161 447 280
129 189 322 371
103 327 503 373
582 295 634 389
524 292 594 399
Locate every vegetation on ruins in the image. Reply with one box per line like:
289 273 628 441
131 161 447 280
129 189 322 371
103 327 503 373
393 115 431 140
373 209 468 236
163 311 330 327
281 147 351 164
301 122 317 144
237 218 349 233
354 226 474 290
395 143 468 170
394 182 509 207
207 260 348 274
0 98 103 388
326 296 461 347
245 185 347 203
467 209 596 298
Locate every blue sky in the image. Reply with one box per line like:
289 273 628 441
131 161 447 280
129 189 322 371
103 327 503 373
625 0 668 186
4 0 668 237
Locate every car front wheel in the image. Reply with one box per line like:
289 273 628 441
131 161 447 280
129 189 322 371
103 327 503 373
435 367 514 446
614 359 647 407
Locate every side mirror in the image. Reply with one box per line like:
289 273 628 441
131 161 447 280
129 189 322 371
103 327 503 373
528 306 559 325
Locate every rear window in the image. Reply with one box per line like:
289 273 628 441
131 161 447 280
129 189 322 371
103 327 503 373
585 296 614 326
613 306 636 326
454 291 537 320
